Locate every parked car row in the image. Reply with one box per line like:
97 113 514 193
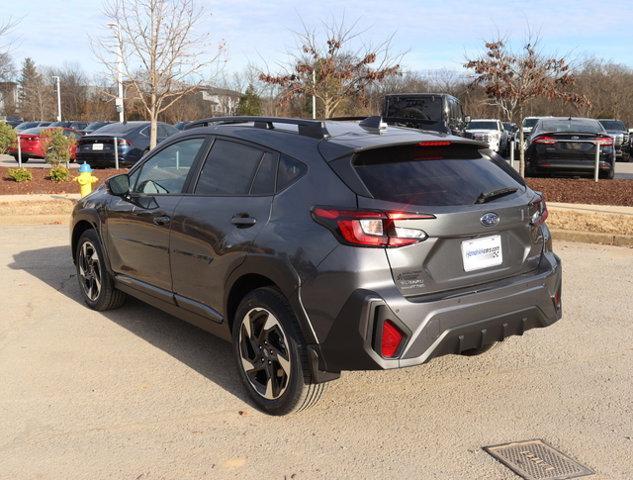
8 121 179 166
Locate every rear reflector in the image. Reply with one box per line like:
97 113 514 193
381 320 404 358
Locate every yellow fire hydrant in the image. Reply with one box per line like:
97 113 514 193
75 162 98 197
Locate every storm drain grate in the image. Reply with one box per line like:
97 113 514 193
484 439 594 480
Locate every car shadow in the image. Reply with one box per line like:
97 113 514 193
9 245 251 406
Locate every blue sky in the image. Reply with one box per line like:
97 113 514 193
3 0 633 78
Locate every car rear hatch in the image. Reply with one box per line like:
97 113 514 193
531 132 609 161
77 135 117 157
329 141 545 298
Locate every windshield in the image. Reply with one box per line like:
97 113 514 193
468 121 499 130
540 119 603 134
599 120 625 131
384 96 443 122
523 118 539 128
92 123 141 135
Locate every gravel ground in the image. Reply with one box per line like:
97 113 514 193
1 226 632 479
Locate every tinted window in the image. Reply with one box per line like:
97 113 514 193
353 145 523 206
523 118 539 128
277 155 306 192
468 121 499 130
250 152 277 195
195 140 264 195
133 138 204 194
539 119 602 134
385 96 443 122
97 123 145 135
599 120 625 130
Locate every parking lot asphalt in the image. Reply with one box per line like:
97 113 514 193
1 225 632 479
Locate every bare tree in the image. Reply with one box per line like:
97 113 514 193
45 63 90 120
93 0 225 149
465 37 587 176
260 17 401 119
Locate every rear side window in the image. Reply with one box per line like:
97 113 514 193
250 152 277 195
195 140 264 195
353 145 524 206
277 155 306 192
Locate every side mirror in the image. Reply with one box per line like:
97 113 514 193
107 173 130 196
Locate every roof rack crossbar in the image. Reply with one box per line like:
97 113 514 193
184 116 329 139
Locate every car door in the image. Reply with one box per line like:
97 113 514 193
169 138 277 320
104 136 208 292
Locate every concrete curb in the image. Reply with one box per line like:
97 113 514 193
551 229 633 248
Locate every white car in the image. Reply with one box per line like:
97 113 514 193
465 119 508 154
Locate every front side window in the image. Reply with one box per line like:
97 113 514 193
133 138 205 194
195 140 264 195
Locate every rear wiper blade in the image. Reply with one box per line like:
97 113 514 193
475 187 518 204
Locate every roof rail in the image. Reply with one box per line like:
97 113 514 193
184 116 329 139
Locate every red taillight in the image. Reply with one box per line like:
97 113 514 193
595 136 613 146
312 208 434 248
418 140 451 147
530 193 548 226
381 320 404 358
533 135 557 145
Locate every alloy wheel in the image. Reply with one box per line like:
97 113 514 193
78 241 102 302
238 308 291 400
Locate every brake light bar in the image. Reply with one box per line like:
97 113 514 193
312 207 434 248
417 140 451 147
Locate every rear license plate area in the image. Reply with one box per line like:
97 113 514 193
461 235 502 272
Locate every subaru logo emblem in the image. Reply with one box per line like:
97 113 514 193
481 212 500 227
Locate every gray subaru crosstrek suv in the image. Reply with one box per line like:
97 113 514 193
70 116 562 415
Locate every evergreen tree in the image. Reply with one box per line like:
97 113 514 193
19 58 52 120
237 84 262 116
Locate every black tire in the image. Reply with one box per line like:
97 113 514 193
232 287 325 415
75 229 126 311
15 155 28 163
600 164 615 180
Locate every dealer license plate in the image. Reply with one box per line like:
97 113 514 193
92 143 104 151
461 235 503 272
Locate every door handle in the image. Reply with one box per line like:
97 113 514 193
231 214 256 228
153 215 171 226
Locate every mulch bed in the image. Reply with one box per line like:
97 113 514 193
0 167 126 195
527 178 633 207
1 167 631 207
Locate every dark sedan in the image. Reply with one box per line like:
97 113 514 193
14 121 51 132
49 121 88 132
75 121 178 168
83 121 113 134
526 117 615 179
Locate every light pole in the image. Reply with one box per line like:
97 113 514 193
108 22 125 123
51 75 61 122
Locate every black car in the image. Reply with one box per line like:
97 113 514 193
83 121 113 135
75 121 178 168
49 121 88 132
4 116 23 128
71 116 561 415
382 93 470 136
526 117 616 179
174 121 191 130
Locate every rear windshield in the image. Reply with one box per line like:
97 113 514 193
539 119 602 134
523 118 539 128
93 123 142 134
384 96 443 123
599 120 625 131
353 145 524 206
468 121 499 130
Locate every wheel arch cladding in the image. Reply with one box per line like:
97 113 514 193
226 273 277 332
71 220 96 262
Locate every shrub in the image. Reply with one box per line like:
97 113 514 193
6 167 32 182
41 128 76 165
0 121 17 155
48 165 71 182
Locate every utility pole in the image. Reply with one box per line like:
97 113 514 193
108 22 125 123
52 75 61 122
312 69 316 120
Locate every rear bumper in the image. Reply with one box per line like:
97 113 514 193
317 251 562 372
76 150 141 168
529 159 613 175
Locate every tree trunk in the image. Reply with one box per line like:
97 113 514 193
150 112 158 150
